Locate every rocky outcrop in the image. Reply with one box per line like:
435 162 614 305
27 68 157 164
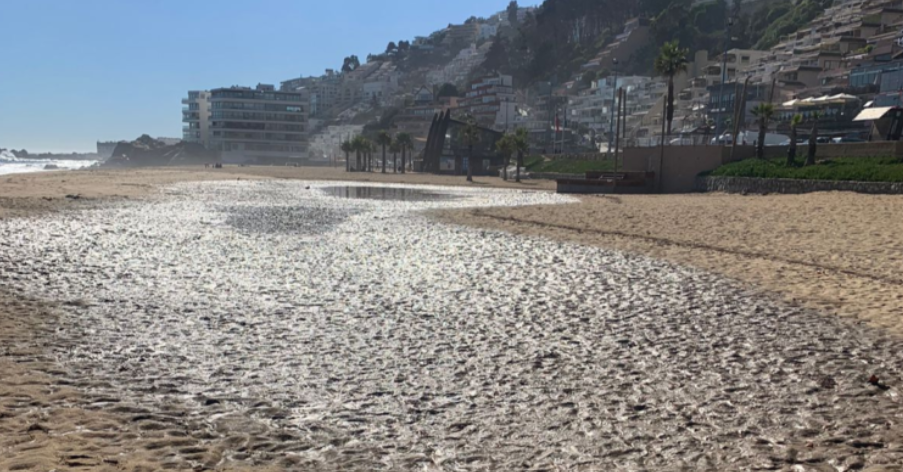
104 135 219 167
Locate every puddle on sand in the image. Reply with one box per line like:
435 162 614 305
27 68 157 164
320 186 460 201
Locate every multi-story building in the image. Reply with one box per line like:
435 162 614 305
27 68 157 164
280 70 343 118
567 76 664 138
310 70 341 117
479 24 499 40
458 74 517 130
203 84 309 163
182 91 211 144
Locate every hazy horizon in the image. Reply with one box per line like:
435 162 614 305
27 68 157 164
0 0 519 153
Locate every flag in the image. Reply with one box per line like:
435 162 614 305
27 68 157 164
555 113 560 132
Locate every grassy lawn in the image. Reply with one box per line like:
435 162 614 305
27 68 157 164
707 156 903 183
524 155 615 174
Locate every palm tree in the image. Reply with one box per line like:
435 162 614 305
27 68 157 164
806 111 821 166
340 139 353 172
787 114 802 166
395 133 413 174
376 131 392 174
495 133 515 181
750 103 775 159
459 119 481 182
654 40 689 139
389 139 401 173
351 135 367 171
512 127 530 183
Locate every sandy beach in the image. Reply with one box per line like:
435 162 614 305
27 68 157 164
438 192 903 337
2 167 903 471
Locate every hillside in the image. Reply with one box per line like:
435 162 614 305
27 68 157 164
479 0 815 85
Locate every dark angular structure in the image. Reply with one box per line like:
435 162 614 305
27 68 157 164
421 111 503 175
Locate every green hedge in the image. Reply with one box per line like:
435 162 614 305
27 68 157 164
524 156 615 174
707 156 903 183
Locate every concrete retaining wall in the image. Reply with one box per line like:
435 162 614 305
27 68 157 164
697 176 903 195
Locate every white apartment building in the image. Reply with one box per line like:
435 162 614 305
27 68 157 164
479 24 499 40
567 76 661 133
459 74 518 130
182 91 211 144
363 66 400 105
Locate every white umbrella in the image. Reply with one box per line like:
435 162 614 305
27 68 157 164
782 99 800 107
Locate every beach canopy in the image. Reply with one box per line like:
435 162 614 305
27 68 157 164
853 106 893 121
829 93 859 101
782 99 799 107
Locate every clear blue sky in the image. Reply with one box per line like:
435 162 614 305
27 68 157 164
0 0 516 153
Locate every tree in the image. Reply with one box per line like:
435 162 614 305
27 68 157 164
507 1 519 26
340 139 353 172
496 133 515 181
654 40 689 138
512 127 530 183
390 140 401 173
398 40 410 52
806 111 821 166
460 119 482 182
437 83 459 98
342 55 361 73
480 35 511 75
351 135 367 170
787 114 802 166
386 42 398 54
396 132 413 174
376 131 392 174
750 103 775 159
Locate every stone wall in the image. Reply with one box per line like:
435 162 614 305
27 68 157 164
697 176 903 195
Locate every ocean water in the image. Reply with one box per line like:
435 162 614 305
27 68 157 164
0 151 98 175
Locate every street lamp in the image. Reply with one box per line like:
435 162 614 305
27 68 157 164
715 17 734 142
608 58 619 154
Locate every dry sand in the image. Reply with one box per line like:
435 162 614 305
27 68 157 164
2 166 903 470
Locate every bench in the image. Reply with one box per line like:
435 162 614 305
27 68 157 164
556 172 656 194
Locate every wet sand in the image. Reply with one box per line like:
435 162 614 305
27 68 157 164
2 168 903 470
0 166 553 219
2 179 903 470
438 192 903 337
